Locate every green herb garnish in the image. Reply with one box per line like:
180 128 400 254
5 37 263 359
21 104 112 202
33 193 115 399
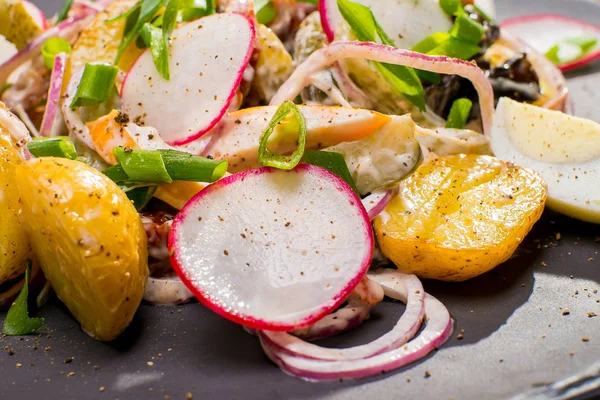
337 0 426 110
303 150 359 194
258 101 307 170
545 36 598 65
450 12 485 45
41 37 72 69
70 63 119 108
27 137 78 159
255 0 276 25
445 98 472 129
439 0 462 17
179 0 215 22
3 261 44 336
57 0 73 23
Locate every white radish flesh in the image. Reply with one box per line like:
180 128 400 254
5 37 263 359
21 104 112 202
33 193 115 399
320 0 451 47
169 165 374 331
121 13 256 145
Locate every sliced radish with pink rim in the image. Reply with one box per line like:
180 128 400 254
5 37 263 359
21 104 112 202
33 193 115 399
40 53 66 137
320 0 451 46
169 165 374 331
121 13 256 145
501 14 600 72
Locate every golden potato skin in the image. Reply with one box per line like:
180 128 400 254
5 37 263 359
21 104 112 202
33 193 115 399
375 155 547 282
17 158 148 341
0 128 30 283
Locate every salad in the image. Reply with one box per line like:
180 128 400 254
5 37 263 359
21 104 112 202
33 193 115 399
0 0 599 382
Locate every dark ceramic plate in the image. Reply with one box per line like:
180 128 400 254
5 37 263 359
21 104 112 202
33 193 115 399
2 1 600 399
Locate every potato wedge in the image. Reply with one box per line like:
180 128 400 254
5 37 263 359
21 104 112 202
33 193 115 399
17 158 148 341
375 154 547 282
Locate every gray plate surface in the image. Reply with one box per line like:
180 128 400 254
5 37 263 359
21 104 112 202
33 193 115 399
2 0 599 399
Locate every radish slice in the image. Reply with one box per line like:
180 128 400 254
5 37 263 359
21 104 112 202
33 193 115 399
320 0 451 46
40 53 66 137
361 188 398 221
501 14 600 72
23 1 49 30
270 41 495 138
169 165 374 331
121 13 256 145
260 290 451 381
260 271 425 362
0 15 91 85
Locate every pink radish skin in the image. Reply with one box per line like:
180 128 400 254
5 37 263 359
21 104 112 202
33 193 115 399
270 41 495 139
23 1 49 30
169 165 374 331
40 53 66 137
121 13 256 145
501 14 600 73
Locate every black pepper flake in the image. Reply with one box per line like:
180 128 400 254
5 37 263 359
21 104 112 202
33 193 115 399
114 112 130 124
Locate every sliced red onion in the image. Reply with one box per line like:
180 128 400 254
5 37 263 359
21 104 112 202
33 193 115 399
499 32 569 113
261 271 424 362
40 53 67 137
260 278 452 380
361 188 398 221
292 276 384 341
144 276 195 306
271 41 495 138
330 62 374 109
0 15 91 85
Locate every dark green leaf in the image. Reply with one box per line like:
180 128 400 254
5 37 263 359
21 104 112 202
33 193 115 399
115 0 165 63
427 37 481 60
412 32 451 54
3 261 44 336
57 0 73 23
303 150 359 194
102 164 129 181
445 98 472 129
258 101 307 170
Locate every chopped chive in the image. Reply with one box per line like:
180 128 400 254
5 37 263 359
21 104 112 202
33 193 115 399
3 261 44 336
57 0 73 23
445 98 472 129
41 37 72 69
113 147 173 184
255 0 276 25
70 63 119 108
303 150 359 194
439 0 462 17
258 101 307 170
159 150 228 182
27 137 78 159
450 12 485 45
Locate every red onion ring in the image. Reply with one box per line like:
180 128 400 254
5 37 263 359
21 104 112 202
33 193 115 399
40 53 67 137
271 41 494 138
261 271 424 362
292 276 383 341
259 272 452 381
361 188 398 221
0 15 92 85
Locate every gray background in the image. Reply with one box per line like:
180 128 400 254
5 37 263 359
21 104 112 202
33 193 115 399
1 0 598 399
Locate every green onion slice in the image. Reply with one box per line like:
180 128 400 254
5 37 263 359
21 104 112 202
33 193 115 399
70 63 119 108
113 146 173 184
337 0 426 110
258 101 307 170
450 12 485 45
303 150 359 194
57 0 73 23
145 23 170 80
162 0 180 38
107 148 228 184
439 0 462 17
41 37 72 69
122 185 158 210
545 36 598 65
179 0 215 21
445 98 472 129
3 261 44 336
255 0 276 25
27 137 78 159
